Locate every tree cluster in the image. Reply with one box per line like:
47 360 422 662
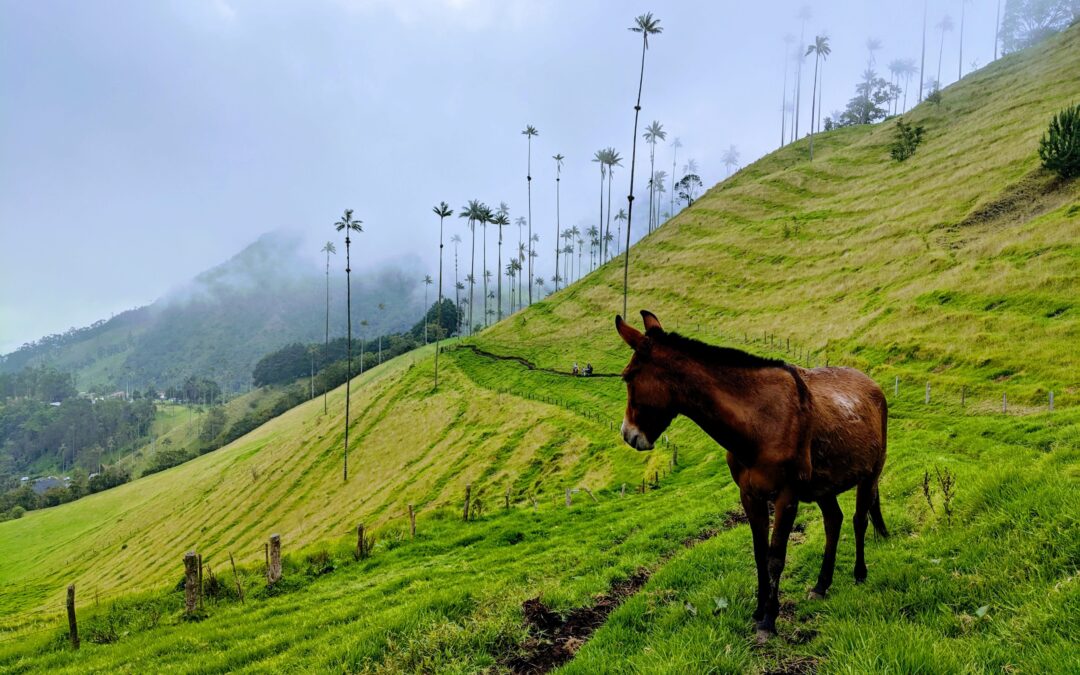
1000 0 1079 54
1039 103 1080 178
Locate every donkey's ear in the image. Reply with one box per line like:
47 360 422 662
616 315 645 350
640 310 664 333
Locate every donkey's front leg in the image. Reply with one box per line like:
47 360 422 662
759 489 799 640
740 491 771 623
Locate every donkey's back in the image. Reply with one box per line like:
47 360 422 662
798 366 887 499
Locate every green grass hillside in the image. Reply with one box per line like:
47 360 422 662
1 25 1077 674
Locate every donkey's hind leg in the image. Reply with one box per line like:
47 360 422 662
809 494 843 599
852 480 875 583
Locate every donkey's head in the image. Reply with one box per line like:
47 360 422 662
615 310 678 451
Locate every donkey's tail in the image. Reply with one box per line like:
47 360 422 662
869 486 889 538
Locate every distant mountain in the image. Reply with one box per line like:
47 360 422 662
0 231 424 391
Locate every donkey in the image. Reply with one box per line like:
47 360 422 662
616 311 888 640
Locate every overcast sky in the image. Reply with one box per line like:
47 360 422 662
0 0 1002 353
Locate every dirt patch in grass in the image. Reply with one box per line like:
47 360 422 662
957 169 1074 229
504 515 747 673
504 569 651 674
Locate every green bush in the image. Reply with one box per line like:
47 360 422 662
891 118 926 162
1038 103 1080 178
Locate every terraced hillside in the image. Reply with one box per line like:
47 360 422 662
1 25 1078 674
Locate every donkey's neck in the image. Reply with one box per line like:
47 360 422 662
668 355 770 465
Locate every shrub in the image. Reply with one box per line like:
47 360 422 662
1038 103 1080 178
925 86 943 106
890 118 926 162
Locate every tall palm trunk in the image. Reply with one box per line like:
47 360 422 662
794 17 807 139
323 248 330 415
482 220 488 328
647 144 656 232
435 214 446 390
958 1 965 81
623 35 647 319
468 218 476 334
670 146 677 217
937 27 946 85
343 236 353 482
554 169 561 291
919 0 927 101
606 168 614 259
598 165 606 260
780 42 789 147
808 52 820 160
526 138 533 305
497 225 503 321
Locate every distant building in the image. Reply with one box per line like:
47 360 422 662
31 476 66 494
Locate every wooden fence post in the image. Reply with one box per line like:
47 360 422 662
925 381 931 404
641 478 646 494
654 470 659 487
184 551 198 614
582 487 599 503
229 552 244 604
621 483 626 497
463 484 471 521
565 488 572 507
1002 393 1007 414
894 376 899 397
66 584 79 649
505 486 511 510
408 505 416 539
1049 391 1054 411
197 553 204 610
672 444 678 466
268 534 282 584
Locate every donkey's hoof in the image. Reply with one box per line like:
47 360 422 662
755 628 774 644
807 589 826 600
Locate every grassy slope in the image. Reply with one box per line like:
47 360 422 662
1 26 1078 674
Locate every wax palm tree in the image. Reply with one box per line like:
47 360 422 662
604 148 623 260
522 125 538 304
459 200 482 334
622 11 662 316
587 225 600 271
359 319 368 375
506 261 517 313
669 137 681 217
806 35 831 161
491 211 509 320
919 0 928 101
552 153 564 290
888 59 904 115
901 58 918 112
478 203 492 328
432 202 452 389
794 5 812 139
614 208 627 257
563 243 575 282
652 170 667 227
450 233 462 309
455 281 465 316
422 275 433 343
517 241 526 305
780 33 795 147
320 241 336 414
958 0 969 80
643 121 666 233
722 146 740 176
515 215 526 292
592 149 607 259
333 209 362 482
936 15 954 87
535 277 545 299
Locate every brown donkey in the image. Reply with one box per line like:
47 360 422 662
616 311 887 640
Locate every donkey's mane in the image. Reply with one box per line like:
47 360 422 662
654 330 787 369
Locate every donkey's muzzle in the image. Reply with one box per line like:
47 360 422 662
621 419 654 451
